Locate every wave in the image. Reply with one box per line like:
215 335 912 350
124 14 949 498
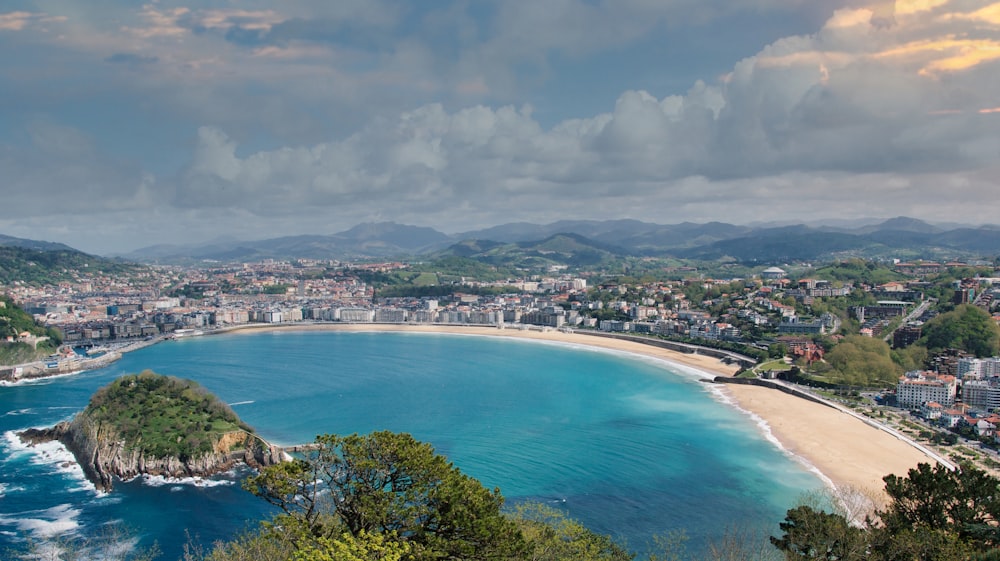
138 473 236 489
706 384 835 492
2 430 100 495
0 503 81 539
2 406 78 418
1 409 34 417
0 370 85 387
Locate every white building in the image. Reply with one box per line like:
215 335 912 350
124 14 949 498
761 267 787 280
339 308 374 322
957 357 1000 380
962 379 1000 411
958 357 984 380
896 371 957 409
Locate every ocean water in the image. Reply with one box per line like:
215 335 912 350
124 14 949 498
0 331 824 559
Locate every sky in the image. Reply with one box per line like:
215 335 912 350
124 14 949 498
1 0 999 255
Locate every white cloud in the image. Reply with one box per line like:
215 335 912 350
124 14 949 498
171 2 999 224
0 11 66 31
4 1 1000 253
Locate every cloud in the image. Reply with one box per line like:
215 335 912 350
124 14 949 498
4 1 1000 253
169 2 999 225
0 11 66 31
0 120 156 219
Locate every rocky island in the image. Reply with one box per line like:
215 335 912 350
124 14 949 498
19 370 283 491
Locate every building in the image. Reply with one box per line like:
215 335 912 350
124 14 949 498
892 323 922 349
962 379 1000 411
852 302 907 323
339 308 375 322
958 357 984 380
374 308 406 323
896 371 957 409
761 267 787 280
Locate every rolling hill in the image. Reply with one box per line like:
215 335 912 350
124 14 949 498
117 217 1000 265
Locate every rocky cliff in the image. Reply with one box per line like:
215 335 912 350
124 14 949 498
18 372 285 491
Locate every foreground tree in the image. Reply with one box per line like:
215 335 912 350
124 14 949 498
879 463 1000 550
244 431 526 561
771 463 1000 561
508 503 633 561
769 506 867 561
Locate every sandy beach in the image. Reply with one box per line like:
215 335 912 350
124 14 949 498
222 322 937 498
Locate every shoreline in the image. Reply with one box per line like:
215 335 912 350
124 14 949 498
215 322 941 497
9 321 943 498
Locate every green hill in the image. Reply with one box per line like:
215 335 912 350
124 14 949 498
0 296 61 365
0 245 139 286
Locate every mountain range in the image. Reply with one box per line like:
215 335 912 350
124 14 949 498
4 218 998 269
108 217 1000 265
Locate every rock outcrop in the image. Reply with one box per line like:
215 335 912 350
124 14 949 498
18 372 285 492
21 414 283 492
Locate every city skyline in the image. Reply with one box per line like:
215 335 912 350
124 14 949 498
2 0 999 254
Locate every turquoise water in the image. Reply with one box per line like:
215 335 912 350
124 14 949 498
0 331 823 558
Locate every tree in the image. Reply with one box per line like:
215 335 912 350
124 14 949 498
244 431 526 561
920 305 1000 357
879 463 1000 550
823 336 901 386
769 506 867 561
769 343 788 359
508 503 634 561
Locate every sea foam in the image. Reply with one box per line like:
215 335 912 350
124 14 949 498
3 430 99 495
0 503 81 538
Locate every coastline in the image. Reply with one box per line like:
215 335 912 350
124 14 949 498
217 322 940 497
9 321 942 499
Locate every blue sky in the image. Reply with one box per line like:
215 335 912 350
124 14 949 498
1 0 999 254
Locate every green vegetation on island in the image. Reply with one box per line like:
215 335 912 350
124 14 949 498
17 371 282 493
86 371 251 460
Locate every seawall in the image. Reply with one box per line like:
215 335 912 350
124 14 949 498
0 351 122 383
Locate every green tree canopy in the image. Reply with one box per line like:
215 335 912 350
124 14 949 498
823 335 902 386
880 463 1000 549
244 431 526 561
771 463 1000 561
769 505 867 560
920 305 1000 357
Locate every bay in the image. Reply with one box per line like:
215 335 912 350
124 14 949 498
0 330 823 559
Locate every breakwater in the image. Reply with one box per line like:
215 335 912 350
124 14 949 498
0 351 122 383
